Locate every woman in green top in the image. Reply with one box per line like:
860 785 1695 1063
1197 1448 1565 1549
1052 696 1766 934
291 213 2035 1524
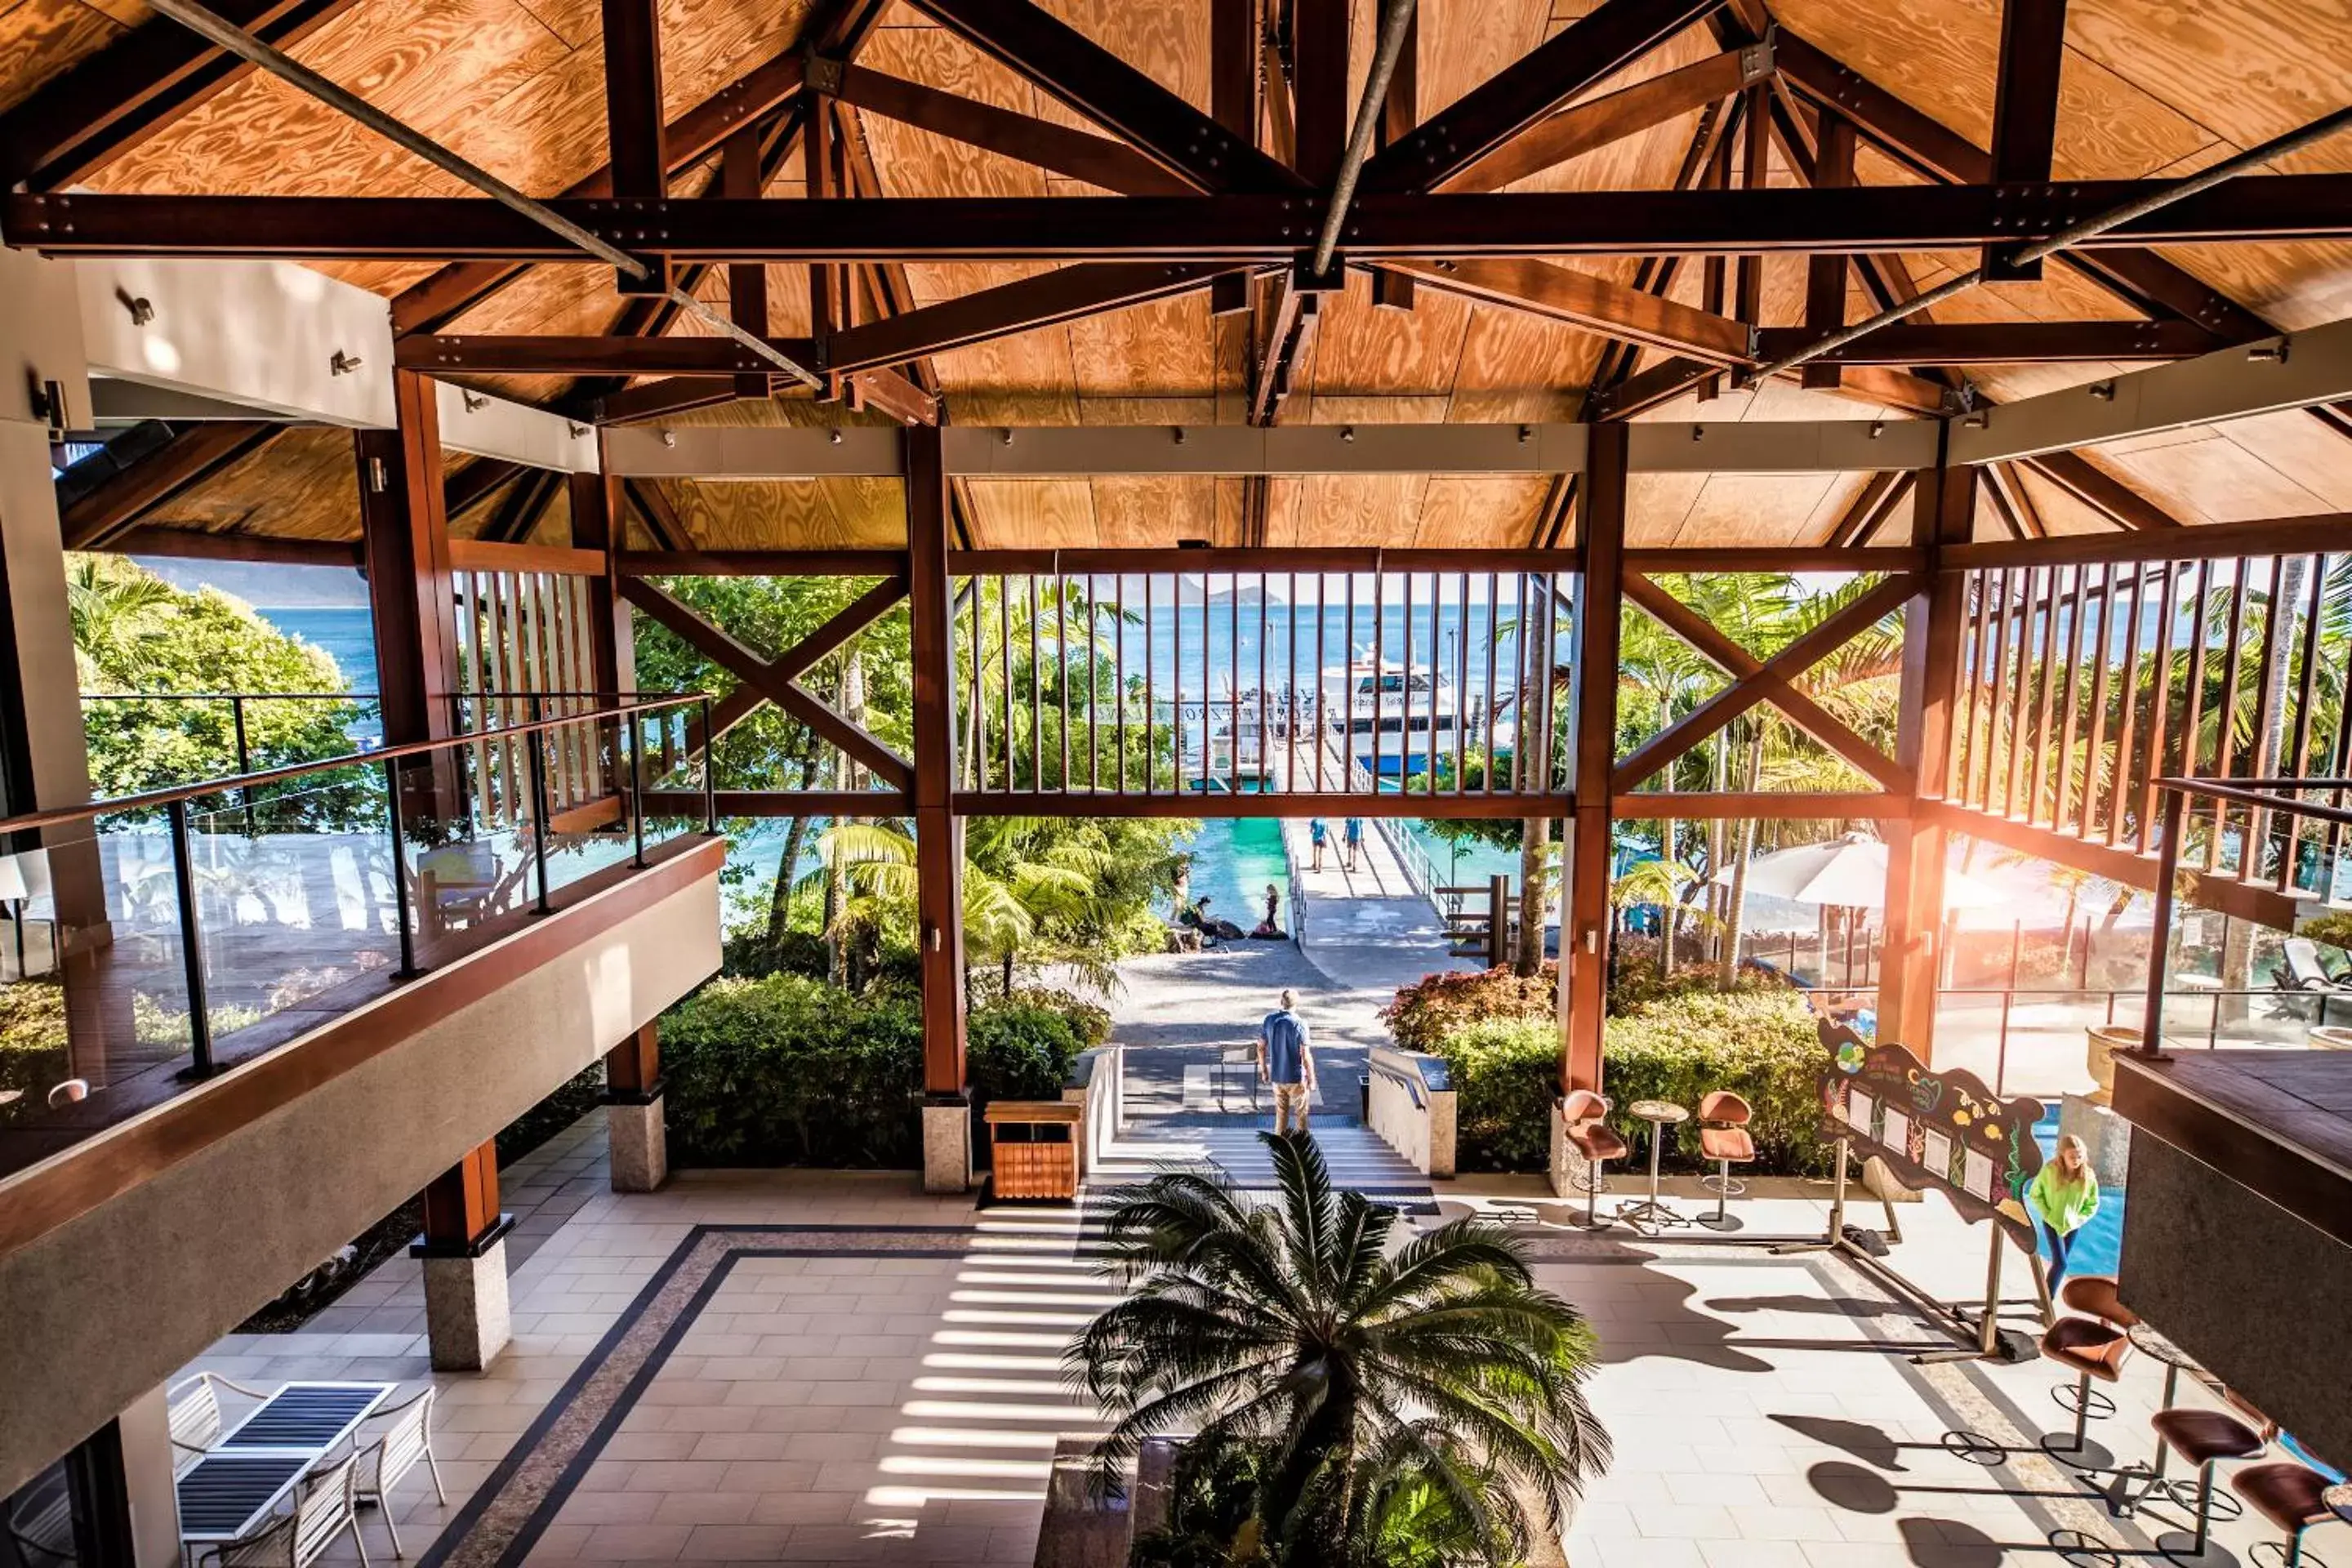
2028 1134 2100 1288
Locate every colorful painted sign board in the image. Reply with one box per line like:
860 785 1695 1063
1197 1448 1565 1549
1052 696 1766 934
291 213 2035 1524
1816 1020 2047 1243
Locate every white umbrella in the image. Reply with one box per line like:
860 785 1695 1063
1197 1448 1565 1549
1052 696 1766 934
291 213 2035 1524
1712 832 2002 911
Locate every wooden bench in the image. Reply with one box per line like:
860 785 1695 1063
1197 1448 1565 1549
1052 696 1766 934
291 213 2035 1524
985 1100 1083 1200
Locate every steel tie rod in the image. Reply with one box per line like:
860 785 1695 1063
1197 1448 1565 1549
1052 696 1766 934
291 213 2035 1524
145 0 820 388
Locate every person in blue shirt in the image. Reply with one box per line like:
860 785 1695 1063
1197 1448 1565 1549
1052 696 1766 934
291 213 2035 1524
1309 817 1328 871
1343 817 1365 871
1257 988 1317 1135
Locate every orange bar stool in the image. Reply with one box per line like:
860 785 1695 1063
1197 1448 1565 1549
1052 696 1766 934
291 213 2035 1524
2229 1462 2337 1567
2059 1276 2140 1332
1560 1090 1628 1231
1695 1090 1756 1232
2148 1409 2265 1557
2040 1316 2132 1467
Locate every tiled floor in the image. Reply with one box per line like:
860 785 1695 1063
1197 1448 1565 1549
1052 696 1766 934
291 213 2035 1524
172 1118 2333 1567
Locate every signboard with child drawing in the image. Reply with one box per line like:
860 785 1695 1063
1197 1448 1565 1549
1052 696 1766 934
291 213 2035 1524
1816 1019 2047 1244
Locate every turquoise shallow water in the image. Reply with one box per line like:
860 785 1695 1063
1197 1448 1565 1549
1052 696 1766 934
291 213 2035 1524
1176 817 1293 936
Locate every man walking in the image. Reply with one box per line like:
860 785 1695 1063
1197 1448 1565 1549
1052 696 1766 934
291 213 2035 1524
1309 817 1328 871
1343 816 1365 872
1258 988 1316 1136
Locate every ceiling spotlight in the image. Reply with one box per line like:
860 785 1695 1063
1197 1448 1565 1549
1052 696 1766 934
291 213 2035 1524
661 429 676 448
2088 381 2115 402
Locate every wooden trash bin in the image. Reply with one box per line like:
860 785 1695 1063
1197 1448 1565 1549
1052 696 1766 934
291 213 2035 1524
986 1100 1083 1201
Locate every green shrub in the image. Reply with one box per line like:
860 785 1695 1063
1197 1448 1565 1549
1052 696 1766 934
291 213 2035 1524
659 976 1109 1168
1429 1015 1561 1171
1379 964 1557 1053
1603 985 1829 1175
1413 971 1831 1177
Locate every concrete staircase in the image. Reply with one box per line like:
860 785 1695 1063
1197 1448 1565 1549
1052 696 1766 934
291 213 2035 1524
1087 1115 1436 1213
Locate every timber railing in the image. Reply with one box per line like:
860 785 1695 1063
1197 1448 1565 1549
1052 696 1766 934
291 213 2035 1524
1940 549 2349 915
0 693 713 1170
949 555 1570 816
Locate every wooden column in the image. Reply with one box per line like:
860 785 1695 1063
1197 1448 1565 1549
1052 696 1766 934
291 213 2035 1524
1561 421 1627 1093
357 372 461 747
1878 439 1976 1055
416 1139 506 1254
906 425 967 1099
569 470 634 696
605 1021 660 1098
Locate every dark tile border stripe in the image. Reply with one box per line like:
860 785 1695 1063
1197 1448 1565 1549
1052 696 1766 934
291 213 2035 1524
416 1223 982 1568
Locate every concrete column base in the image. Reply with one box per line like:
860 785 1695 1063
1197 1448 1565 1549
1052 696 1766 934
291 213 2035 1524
608 1096 668 1192
1548 1105 1592 1200
421 1237 511 1372
2059 1093 2133 1187
923 1099 972 1194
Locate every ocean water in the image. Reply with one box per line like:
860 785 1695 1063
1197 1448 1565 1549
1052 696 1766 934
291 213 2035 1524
262 606 376 691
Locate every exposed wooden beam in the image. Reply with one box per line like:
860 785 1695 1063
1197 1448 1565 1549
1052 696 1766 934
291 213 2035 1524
770 574 909 684
1773 27 2270 342
618 548 906 577
599 0 669 206
399 335 804 376
722 123 772 399
819 262 1236 376
1612 572 1921 792
905 0 1304 193
1619 572 1913 792
1749 320 2222 364
444 457 523 521
597 376 740 426
1362 0 1723 192
622 478 690 551
817 60 1187 194
388 51 808 334
59 422 278 550
1981 0 2069 281
1946 511 2352 569
475 466 564 546
1440 47 1756 194
0 0 358 190
2021 449 2184 530
91 527 363 567
1817 470 1908 548
20 179 2352 261
618 576 912 787
1370 6 1418 312
1801 109 1855 389
1388 256 1748 360
1291 0 1348 184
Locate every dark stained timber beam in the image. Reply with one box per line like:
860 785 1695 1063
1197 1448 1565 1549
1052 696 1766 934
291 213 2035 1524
617 576 912 788
58 421 278 550
388 51 808 333
1749 320 2222 364
2024 448 2182 530
23 179 2352 262
1773 27 2270 342
600 0 668 203
1363 0 1724 193
1388 256 1749 360
397 335 809 376
91 527 363 567
818 262 1239 375
0 0 356 190
1588 356 1717 421
1981 0 2069 281
622 478 690 550
904 0 1305 193
597 376 740 425
817 60 1188 194
1440 47 1760 194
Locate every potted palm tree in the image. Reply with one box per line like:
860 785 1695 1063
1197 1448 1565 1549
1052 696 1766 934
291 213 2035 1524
1071 1133 1610 1566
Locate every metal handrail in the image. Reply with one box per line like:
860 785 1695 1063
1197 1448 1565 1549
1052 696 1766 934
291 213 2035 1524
2 693 708 835
83 691 378 702
2154 775 2352 828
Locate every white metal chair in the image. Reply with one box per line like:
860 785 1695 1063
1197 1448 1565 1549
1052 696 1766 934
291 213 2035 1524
167 1372 270 1476
192 1454 368 1568
195 1457 364 1561
350 1388 444 1557
5 1469 75 1565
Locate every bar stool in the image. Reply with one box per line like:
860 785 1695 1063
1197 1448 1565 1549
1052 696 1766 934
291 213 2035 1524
2060 1276 2141 1332
2230 1461 2335 1566
2040 1316 2132 1464
1561 1090 1628 1231
1695 1090 1756 1232
2148 1408 2265 1557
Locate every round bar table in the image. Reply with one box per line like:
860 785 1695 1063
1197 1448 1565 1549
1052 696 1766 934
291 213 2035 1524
1616 1100 1691 1233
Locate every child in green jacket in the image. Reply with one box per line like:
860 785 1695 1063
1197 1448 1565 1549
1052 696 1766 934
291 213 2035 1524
2028 1134 2100 1289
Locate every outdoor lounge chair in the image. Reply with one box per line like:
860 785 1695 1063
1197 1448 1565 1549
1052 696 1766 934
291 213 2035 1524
191 1454 368 1568
350 1388 445 1557
2278 938 2349 991
4 1469 74 1566
167 1372 270 1476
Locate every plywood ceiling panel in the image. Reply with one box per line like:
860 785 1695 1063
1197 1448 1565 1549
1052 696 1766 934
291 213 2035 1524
0 0 122 114
146 427 361 541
